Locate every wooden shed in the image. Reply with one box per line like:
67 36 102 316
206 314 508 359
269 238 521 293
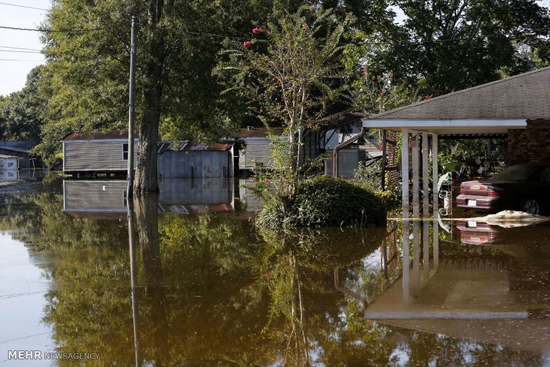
62 131 138 174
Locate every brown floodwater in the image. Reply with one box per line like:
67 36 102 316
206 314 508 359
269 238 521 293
0 177 549 366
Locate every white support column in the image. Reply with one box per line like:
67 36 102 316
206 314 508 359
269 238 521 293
412 133 420 218
412 132 420 295
401 129 409 218
401 129 410 303
422 132 430 281
432 133 439 270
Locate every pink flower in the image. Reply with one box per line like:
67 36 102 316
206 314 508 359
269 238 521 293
261 25 266 30
378 91 384 97
243 41 251 48
267 30 273 35
362 66 369 71
302 23 308 28
253 28 260 34
264 178 270 184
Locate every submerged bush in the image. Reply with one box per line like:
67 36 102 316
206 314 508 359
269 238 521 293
256 176 387 228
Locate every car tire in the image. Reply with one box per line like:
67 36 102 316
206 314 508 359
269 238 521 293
519 197 541 215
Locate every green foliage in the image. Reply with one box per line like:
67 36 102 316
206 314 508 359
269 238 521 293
359 0 550 95
0 66 51 142
218 7 355 175
257 176 387 228
353 160 401 208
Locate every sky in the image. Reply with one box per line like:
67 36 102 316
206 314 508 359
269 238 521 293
1 0 550 96
0 0 51 96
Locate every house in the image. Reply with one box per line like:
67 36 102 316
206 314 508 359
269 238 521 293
0 154 19 182
363 66 550 217
234 112 383 177
0 154 19 170
0 141 40 168
62 132 235 178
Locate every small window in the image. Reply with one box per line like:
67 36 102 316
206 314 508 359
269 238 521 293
123 144 129 161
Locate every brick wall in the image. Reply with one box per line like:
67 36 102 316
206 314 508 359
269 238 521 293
384 130 400 185
507 119 550 166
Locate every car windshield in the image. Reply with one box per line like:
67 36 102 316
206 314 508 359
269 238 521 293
490 165 540 181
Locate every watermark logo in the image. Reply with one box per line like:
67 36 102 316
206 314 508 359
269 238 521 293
8 350 100 361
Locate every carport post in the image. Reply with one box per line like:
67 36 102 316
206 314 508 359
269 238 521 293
412 132 420 295
401 129 410 303
401 129 409 217
432 133 439 270
422 132 430 280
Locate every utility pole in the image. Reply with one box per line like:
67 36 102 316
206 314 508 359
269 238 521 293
127 16 136 198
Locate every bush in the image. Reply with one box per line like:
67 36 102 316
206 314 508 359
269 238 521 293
256 176 387 228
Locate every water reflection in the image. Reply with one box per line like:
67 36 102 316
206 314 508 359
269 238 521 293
1 178 549 365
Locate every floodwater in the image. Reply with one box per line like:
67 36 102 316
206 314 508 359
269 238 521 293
1 177 550 366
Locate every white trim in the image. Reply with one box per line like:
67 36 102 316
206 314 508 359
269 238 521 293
362 118 527 130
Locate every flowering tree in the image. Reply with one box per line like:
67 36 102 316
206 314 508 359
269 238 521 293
218 7 355 209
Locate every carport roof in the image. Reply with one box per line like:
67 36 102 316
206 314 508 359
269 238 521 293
366 66 550 121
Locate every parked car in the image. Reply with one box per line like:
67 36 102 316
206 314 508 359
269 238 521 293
456 163 550 214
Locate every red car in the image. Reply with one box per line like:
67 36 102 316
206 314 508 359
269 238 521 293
456 163 550 214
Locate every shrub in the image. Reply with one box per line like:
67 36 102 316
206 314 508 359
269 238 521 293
257 176 387 228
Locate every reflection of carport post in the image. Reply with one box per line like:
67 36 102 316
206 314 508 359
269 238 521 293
432 133 439 270
401 129 410 303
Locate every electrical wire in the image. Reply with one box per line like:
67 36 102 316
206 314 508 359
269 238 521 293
0 58 44 61
0 25 103 33
0 2 48 11
0 49 43 54
0 45 42 51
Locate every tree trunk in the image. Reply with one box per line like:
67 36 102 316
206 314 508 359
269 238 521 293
133 1 168 195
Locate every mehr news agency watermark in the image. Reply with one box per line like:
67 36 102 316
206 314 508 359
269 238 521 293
7 350 100 361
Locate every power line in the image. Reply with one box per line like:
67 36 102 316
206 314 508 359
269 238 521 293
0 45 42 51
0 50 43 54
0 58 44 62
0 2 48 11
0 25 103 33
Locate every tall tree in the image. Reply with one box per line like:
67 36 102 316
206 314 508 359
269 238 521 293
0 66 50 142
43 0 278 193
363 0 550 94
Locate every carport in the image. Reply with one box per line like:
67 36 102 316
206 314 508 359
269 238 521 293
363 67 550 294
363 66 550 222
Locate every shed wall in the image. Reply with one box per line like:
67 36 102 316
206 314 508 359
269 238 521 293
64 180 127 211
63 140 138 172
158 150 231 178
239 138 272 170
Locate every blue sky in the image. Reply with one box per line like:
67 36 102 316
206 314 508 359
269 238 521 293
1 0 550 96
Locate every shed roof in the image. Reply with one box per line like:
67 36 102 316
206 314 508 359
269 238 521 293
233 127 285 138
0 141 37 153
62 131 130 141
368 66 550 121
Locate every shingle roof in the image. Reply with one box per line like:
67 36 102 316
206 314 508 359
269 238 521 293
368 66 550 120
0 141 37 153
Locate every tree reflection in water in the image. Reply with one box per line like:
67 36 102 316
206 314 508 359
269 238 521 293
0 185 544 366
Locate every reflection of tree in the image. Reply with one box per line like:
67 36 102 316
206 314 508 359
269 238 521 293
4 188 544 366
